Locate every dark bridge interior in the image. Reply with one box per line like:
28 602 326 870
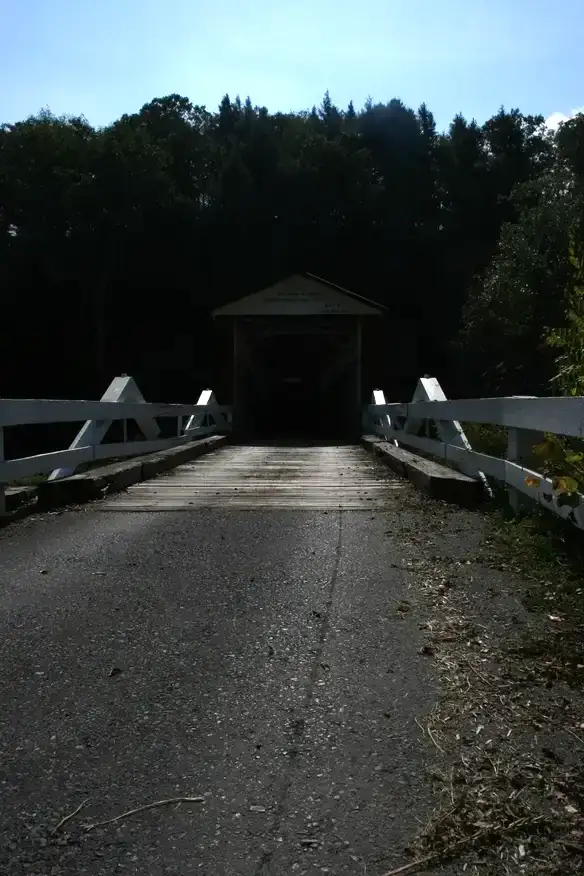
241 331 359 441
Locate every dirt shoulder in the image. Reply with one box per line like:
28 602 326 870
391 492 584 876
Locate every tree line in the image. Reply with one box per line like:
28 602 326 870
1 91 582 403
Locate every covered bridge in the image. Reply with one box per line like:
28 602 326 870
213 273 385 440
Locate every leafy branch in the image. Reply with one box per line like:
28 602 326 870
528 236 584 509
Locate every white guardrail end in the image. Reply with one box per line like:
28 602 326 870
363 378 584 530
0 378 232 498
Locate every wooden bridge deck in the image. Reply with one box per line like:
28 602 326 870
97 445 404 511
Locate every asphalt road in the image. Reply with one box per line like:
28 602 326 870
0 498 438 874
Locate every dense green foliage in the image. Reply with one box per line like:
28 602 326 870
0 92 582 404
462 114 584 395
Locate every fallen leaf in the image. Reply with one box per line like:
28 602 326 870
552 475 579 494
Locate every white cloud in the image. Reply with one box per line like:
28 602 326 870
545 107 584 131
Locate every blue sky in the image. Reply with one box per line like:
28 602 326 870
1 0 582 132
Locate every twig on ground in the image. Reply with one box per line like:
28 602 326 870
420 803 457 840
427 725 444 753
465 658 491 686
378 815 545 876
83 796 205 832
414 717 426 736
565 726 584 747
377 856 434 876
53 798 89 834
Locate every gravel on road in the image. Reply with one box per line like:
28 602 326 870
0 487 439 875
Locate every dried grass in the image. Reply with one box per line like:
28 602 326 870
395 511 584 875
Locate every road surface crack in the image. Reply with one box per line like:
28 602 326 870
255 511 343 874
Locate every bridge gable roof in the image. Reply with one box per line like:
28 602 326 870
212 273 385 318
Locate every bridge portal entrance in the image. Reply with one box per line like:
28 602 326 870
213 274 384 441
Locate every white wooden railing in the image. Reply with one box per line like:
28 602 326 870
0 375 232 514
364 376 584 529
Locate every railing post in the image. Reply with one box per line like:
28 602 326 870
184 390 215 435
371 390 398 445
0 425 5 516
506 426 544 512
49 375 160 481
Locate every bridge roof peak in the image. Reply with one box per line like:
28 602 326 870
212 273 385 318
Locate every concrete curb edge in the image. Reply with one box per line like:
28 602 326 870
361 434 483 508
1 434 229 526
